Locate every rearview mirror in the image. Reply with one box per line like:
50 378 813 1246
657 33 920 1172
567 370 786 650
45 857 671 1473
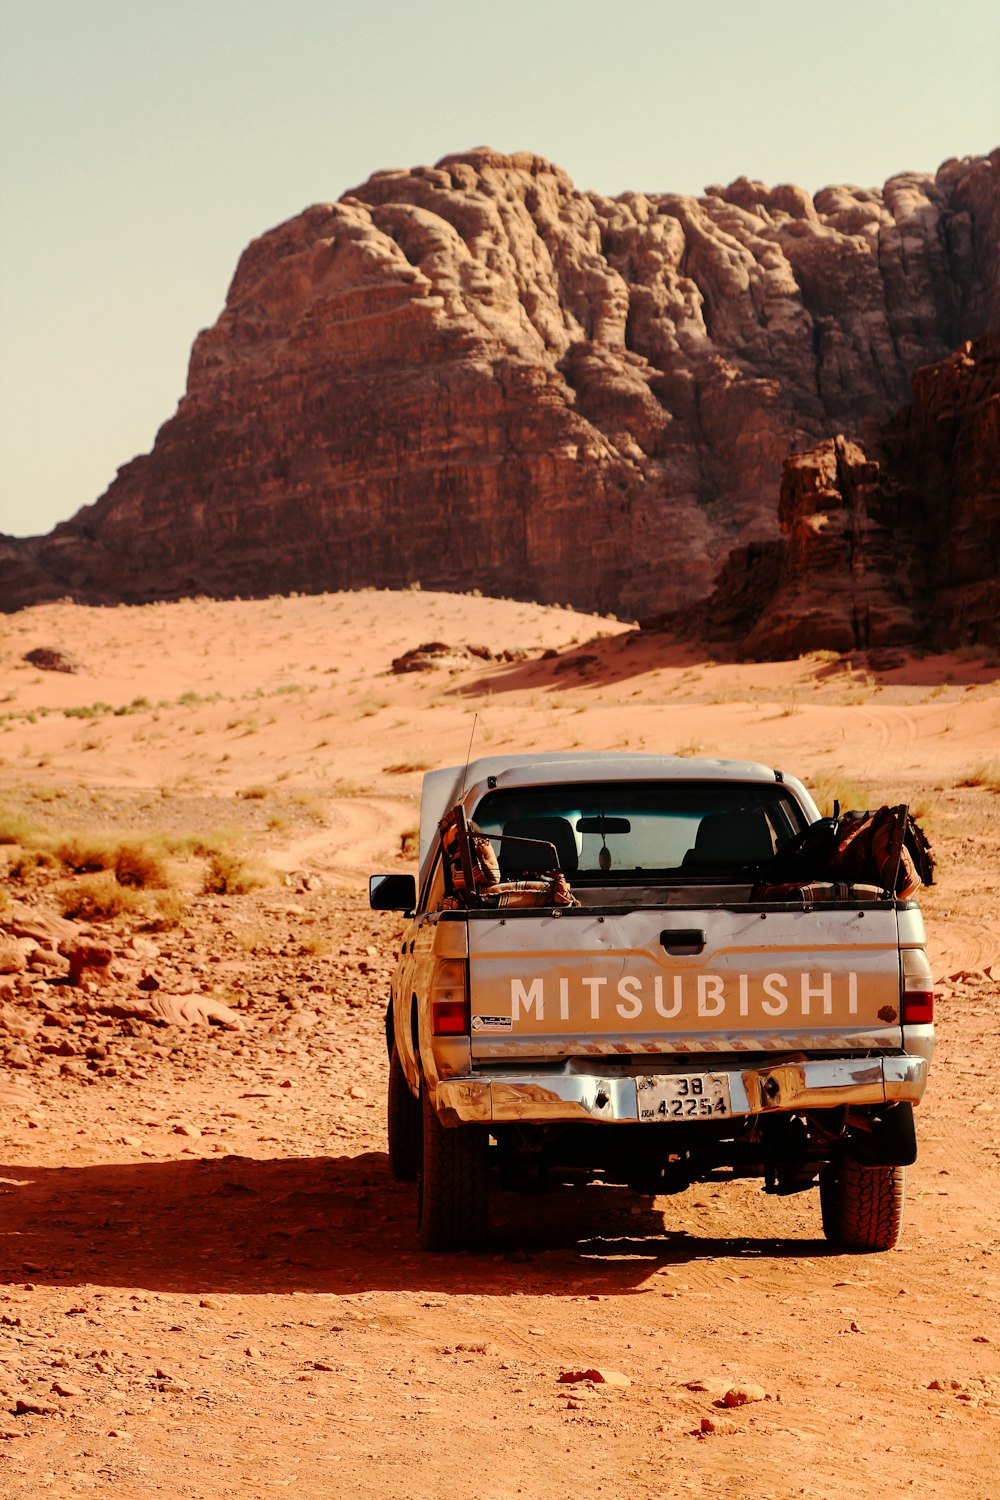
576 816 631 834
369 873 416 911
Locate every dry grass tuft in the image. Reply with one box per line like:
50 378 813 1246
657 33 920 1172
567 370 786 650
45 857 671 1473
50 834 118 873
202 849 270 895
287 793 327 822
0 803 44 846
147 890 187 929
113 842 170 889
956 760 1000 792
7 848 59 879
60 871 146 922
804 774 873 817
400 825 419 858
329 779 367 798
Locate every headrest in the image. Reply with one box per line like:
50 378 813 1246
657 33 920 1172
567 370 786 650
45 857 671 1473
498 816 579 876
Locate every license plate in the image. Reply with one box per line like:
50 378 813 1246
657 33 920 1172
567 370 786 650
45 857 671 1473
636 1072 732 1121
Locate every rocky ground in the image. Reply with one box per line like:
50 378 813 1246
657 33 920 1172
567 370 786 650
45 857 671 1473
1 592 999 1499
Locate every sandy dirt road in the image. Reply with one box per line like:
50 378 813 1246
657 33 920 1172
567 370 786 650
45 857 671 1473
1 594 998 1499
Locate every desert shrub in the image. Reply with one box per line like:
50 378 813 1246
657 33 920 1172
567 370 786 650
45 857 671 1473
0 804 44 846
954 644 1000 668
7 848 58 880
148 890 187 929
202 850 269 895
61 871 145 921
189 825 241 858
52 834 118 872
114 841 170 888
113 695 152 716
805 774 873 817
329 779 367 798
63 702 113 720
289 794 327 821
236 785 269 800
956 761 1000 792
400 825 419 858
384 761 432 775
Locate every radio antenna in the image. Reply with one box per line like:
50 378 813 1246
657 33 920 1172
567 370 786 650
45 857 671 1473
460 712 479 796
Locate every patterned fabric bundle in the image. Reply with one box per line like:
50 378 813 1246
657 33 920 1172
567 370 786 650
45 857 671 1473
439 807 578 908
485 874 578 909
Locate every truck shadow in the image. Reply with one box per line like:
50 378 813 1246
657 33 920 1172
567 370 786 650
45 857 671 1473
0 1150 837 1300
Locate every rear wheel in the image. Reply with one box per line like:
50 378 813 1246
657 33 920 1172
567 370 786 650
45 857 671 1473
387 1045 420 1182
820 1157 906 1251
417 1078 489 1251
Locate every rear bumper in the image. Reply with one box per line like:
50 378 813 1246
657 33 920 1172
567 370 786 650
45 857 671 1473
434 1054 928 1126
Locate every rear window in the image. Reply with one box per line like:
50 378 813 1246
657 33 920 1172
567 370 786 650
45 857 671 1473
471 781 805 882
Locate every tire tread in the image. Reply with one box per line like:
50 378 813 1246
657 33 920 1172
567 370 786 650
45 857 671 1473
821 1158 905 1252
418 1082 488 1251
387 1045 420 1182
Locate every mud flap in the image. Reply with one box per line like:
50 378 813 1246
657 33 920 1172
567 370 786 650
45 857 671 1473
844 1102 917 1167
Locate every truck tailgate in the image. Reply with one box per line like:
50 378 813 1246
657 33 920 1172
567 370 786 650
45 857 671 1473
467 906 902 1059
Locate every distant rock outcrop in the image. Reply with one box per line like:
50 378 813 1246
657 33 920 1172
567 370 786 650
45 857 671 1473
2 147 997 636
658 333 999 655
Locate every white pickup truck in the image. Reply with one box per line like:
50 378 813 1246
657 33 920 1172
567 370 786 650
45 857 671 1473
370 754 934 1253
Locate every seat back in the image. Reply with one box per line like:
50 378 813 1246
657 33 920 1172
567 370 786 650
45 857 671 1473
685 809 774 865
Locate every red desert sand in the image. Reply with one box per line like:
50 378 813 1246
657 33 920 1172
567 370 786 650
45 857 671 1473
1 591 998 1500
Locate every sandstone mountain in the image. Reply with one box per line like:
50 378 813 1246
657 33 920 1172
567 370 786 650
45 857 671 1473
3 147 998 642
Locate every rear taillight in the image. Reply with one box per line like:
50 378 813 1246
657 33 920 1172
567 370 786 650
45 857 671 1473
901 948 935 1025
431 960 468 1036
901 990 934 1024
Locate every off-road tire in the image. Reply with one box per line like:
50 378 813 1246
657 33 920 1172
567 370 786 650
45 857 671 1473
417 1079 489 1251
820 1158 906 1251
387 1045 420 1182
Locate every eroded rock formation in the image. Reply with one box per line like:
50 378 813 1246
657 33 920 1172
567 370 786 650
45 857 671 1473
661 334 999 656
2 147 997 627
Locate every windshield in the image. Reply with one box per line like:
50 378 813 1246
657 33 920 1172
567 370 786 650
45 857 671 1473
471 780 804 882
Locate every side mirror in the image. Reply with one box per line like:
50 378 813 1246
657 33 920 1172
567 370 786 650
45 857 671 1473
369 873 416 912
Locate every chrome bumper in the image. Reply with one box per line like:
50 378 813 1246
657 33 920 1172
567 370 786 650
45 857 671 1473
434 1055 928 1126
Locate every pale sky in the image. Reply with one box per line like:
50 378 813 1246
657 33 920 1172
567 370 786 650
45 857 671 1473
1 0 997 539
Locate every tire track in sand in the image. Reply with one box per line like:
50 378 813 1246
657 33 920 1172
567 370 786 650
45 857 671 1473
271 795 415 882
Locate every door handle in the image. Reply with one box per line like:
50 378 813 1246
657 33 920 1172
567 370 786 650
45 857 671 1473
660 928 706 954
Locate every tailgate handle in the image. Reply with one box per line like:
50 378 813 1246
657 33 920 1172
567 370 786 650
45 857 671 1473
660 927 706 954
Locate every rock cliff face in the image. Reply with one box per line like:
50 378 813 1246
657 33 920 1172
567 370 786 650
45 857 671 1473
2 147 998 625
661 333 1000 656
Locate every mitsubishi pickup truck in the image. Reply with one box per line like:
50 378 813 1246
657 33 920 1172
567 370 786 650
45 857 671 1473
369 754 934 1253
